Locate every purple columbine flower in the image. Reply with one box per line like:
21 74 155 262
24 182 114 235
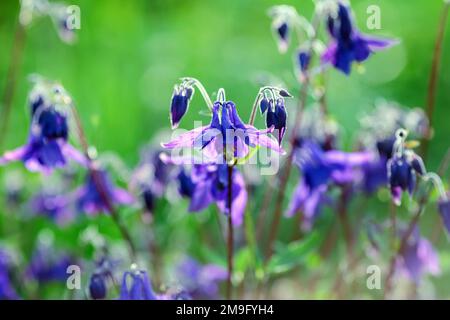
163 100 284 162
30 192 73 225
387 152 424 206
287 140 373 230
322 2 398 75
0 106 86 173
297 50 311 73
176 258 227 299
273 20 290 53
76 169 134 214
397 227 440 283
120 269 158 300
26 244 76 284
170 85 194 129
0 249 19 300
264 98 287 145
176 164 248 226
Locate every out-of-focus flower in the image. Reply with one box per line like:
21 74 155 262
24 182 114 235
287 140 373 230
76 169 134 215
438 197 450 235
0 79 86 173
26 242 76 284
30 192 72 224
119 268 157 300
88 256 118 300
396 227 440 283
163 100 284 163
174 164 248 226
0 249 19 300
322 2 398 74
176 258 227 299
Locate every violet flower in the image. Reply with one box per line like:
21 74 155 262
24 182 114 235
397 227 440 283
438 197 450 235
0 105 86 173
30 192 73 224
0 249 19 300
119 269 158 300
287 140 373 230
176 258 227 299
76 169 134 215
176 164 248 226
163 100 284 163
322 2 398 75
26 244 76 284
170 84 194 129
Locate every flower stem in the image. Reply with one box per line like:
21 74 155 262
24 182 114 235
422 1 450 159
226 164 234 300
0 21 26 151
70 103 137 261
264 14 320 261
383 191 428 299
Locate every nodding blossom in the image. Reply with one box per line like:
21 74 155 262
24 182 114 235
30 192 73 224
88 256 117 300
76 169 134 215
0 79 86 173
287 140 373 230
120 268 157 300
174 164 248 226
170 84 194 129
387 129 425 206
322 1 398 75
438 196 450 235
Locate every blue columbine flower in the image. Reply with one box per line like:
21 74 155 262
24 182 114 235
89 273 107 300
30 192 73 225
265 98 287 146
273 20 290 53
297 49 311 73
163 100 284 163
287 140 373 230
176 164 248 226
176 258 227 299
397 227 440 283
170 84 194 129
0 249 19 300
26 243 76 284
76 169 134 215
0 106 87 173
322 2 398 75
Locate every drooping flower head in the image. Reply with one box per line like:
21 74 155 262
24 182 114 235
76 168 134 215
88 256 118 300
170 84 194 129
175 258 227 299
287 140 373 230
387 129 425 206
322 1 398 74
0 77 87 173
30 192 72 224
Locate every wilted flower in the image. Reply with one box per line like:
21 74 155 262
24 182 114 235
322 2 398 74
287 140 373 230
176 258 227 299
76 169 134 214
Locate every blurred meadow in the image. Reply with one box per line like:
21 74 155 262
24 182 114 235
0 0 449 299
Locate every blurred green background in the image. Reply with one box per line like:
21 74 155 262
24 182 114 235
0 0 449 299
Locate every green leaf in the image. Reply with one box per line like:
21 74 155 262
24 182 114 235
267 231 321 275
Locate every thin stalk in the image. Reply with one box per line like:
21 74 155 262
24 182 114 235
0 22 26 150
226 164 234 300
383 193 428 299
70 104 137 261
264 15 320 261
337 186 353 261
422 1 450 159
